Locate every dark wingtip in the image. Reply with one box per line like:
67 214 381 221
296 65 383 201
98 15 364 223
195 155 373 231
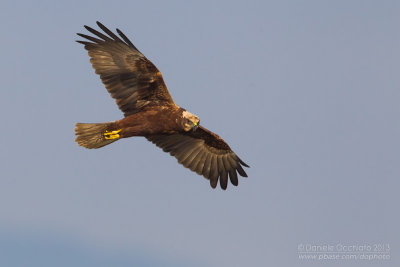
83 25 97 35
76 40 90 45
229 171 239 186
76 33 86 38
116 28 137 50
219 173 228 190
210 179 218 189
238 157 250 168
236 164 248 177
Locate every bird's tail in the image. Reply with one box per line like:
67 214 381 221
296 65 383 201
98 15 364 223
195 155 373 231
75 122 120 149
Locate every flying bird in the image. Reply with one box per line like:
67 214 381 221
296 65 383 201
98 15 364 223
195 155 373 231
75 22 249 190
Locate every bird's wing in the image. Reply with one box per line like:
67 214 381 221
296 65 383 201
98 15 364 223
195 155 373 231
77 21 174 116
146 126 249 190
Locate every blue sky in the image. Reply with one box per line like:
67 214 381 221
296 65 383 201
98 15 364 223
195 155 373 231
0 1 399 266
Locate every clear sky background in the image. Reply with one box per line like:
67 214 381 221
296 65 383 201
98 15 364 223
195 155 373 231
0 1 399 266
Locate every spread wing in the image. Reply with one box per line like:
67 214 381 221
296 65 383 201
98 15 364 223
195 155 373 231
146 126 249 190
77 21 174 116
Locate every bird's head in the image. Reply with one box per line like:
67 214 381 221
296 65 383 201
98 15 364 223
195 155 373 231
181 110 200 131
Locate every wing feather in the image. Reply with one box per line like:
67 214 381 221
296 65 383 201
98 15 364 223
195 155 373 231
202 153 212 179
222 155 232 171
223 156 238 186
220 170 228 190
77 22 174 116
96 21 124 42
191 151 206 174
84 24 113 41
236 164 248 177
178 143 202 164
229 170 238 186
209 156 219 189
116 28 138 49
171 139 195 157
146 126 249 189
217 156 228 190
183 147 203 170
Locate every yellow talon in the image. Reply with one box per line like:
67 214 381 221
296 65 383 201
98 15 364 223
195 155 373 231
104 129 122 140
110 129 122 134
104 134 119 140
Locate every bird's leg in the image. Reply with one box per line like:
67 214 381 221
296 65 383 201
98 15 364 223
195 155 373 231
104 129 122 139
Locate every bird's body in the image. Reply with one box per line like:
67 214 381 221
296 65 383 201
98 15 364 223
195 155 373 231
115 105 185 137
75 22 249 189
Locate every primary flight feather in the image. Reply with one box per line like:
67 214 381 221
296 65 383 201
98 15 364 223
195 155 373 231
75 22 249 190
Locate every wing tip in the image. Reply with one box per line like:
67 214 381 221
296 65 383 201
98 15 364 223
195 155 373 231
83 25 92 31
210 179 218 189
79 21 139 51
236 163 248 178
75 40 91 46
116 28 137 50
237 156 250 168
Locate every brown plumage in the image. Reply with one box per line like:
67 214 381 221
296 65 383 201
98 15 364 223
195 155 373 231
75 21 249 190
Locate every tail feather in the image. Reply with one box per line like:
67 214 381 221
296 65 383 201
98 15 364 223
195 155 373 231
75 122 118 149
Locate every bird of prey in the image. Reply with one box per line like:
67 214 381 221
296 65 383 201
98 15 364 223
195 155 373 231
75 22 249 190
